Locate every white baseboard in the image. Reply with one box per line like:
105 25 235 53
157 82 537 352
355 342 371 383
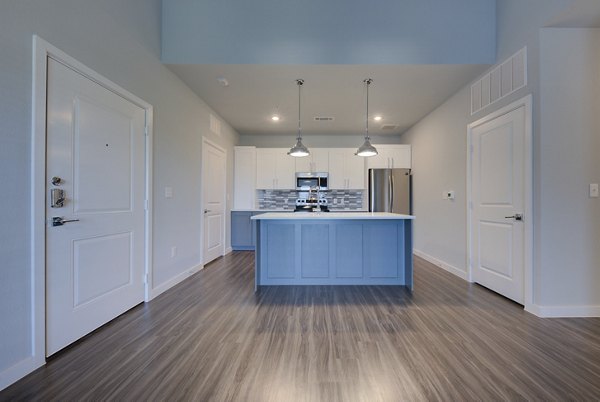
526 303 600 318
148 263 203 300
224 247 233 255
413 249 469 281
0 355 44 391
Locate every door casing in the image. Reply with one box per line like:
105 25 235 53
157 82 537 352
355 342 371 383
31 36 153 370
467 95 533 310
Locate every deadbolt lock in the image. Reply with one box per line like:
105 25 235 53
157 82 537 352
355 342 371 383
50 188 65 208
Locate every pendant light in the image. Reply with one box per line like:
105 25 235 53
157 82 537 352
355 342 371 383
288 79 310 157
355 78 378 157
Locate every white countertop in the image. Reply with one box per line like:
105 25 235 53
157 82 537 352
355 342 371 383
231 209 290 212
251 212 415 220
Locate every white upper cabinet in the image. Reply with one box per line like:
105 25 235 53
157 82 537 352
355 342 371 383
295 148 329 173
328 148 365 189
367 145 412 169
256 148 296 189
233 146 256 209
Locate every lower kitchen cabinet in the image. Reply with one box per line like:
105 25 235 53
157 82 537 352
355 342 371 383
231 211 257 250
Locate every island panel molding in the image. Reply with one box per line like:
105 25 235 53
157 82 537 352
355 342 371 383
252 213 414 288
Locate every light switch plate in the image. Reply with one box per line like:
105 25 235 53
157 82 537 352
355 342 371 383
165 186 173 198
590 183 599 198
443 190 455 200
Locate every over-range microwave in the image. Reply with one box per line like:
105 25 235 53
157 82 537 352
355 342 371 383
296 172 329 191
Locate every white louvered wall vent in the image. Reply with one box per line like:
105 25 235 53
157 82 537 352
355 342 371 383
471 47 527 115
210 114 221 136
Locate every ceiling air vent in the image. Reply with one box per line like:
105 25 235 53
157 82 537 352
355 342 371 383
380 124 399 130
314 116 335 122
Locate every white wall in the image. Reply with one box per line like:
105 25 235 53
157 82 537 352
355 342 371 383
399 87 471 277
400 0 600 315
0 0 238 388
538 28 600 308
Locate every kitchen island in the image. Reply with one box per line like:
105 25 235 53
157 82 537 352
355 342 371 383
251 212 414 290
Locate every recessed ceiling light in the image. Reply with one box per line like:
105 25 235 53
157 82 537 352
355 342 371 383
271 115 280 121
374 115 383 121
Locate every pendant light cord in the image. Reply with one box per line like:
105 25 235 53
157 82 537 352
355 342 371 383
364 78 372 141
297 79 304 141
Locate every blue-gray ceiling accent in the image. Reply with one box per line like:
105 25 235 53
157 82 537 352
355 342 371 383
162 0 496 65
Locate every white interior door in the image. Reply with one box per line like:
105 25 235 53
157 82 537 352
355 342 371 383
46 58 146 355
203 140 226 264
470 105 526 304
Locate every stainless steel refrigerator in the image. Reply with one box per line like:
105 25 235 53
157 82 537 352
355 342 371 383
368 168 412 214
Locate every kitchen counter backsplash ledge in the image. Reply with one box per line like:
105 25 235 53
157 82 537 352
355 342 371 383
257 189 363 211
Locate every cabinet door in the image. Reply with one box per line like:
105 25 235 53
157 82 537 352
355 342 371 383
389 146 412 168
295 155 312 173
231 212 253 249
366 145 412 169
366 148 391 169
294 148 328 173
256 149 276 189
328 149 347 189
234 147 256 209
346 153 366 189
275 149 296 189
311 149 329 172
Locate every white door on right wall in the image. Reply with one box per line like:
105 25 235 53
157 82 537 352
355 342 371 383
470 104 527 304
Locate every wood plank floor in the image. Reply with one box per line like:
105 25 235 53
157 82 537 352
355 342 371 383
2 252 600 401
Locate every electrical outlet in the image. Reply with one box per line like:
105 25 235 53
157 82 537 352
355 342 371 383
170 246 177 258
590 183 599 198
165 187 173 198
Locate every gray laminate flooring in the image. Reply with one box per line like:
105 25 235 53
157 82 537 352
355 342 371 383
2 252 600 401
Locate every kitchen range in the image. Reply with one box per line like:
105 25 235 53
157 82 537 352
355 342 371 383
294 172 330 212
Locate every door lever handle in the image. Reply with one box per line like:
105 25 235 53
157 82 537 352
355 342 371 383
204 209 211 214
505 213 523 221
52 217 80 226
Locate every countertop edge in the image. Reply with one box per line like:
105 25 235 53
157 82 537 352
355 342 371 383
251 212 415 220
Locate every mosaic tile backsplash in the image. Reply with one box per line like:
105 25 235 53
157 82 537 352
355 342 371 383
257 190 364 210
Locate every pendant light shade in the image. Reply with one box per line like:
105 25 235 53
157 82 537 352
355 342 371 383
355 138 378 157
288 79 310 157
356 78 378 157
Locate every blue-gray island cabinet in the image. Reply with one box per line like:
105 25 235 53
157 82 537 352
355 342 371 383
251 212 414 290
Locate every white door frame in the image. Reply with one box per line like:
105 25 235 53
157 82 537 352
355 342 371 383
201 137 227 263
30 36 153 372
466 94 533 309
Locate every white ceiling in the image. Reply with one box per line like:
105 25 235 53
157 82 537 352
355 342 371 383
168 64 488 136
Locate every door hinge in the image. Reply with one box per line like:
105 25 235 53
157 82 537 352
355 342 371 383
144 126 148 137
143 273 149 284
144 199 149 210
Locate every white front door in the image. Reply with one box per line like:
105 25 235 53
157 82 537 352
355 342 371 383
46 58 146 355
203 140 226 264
470 104 527 304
